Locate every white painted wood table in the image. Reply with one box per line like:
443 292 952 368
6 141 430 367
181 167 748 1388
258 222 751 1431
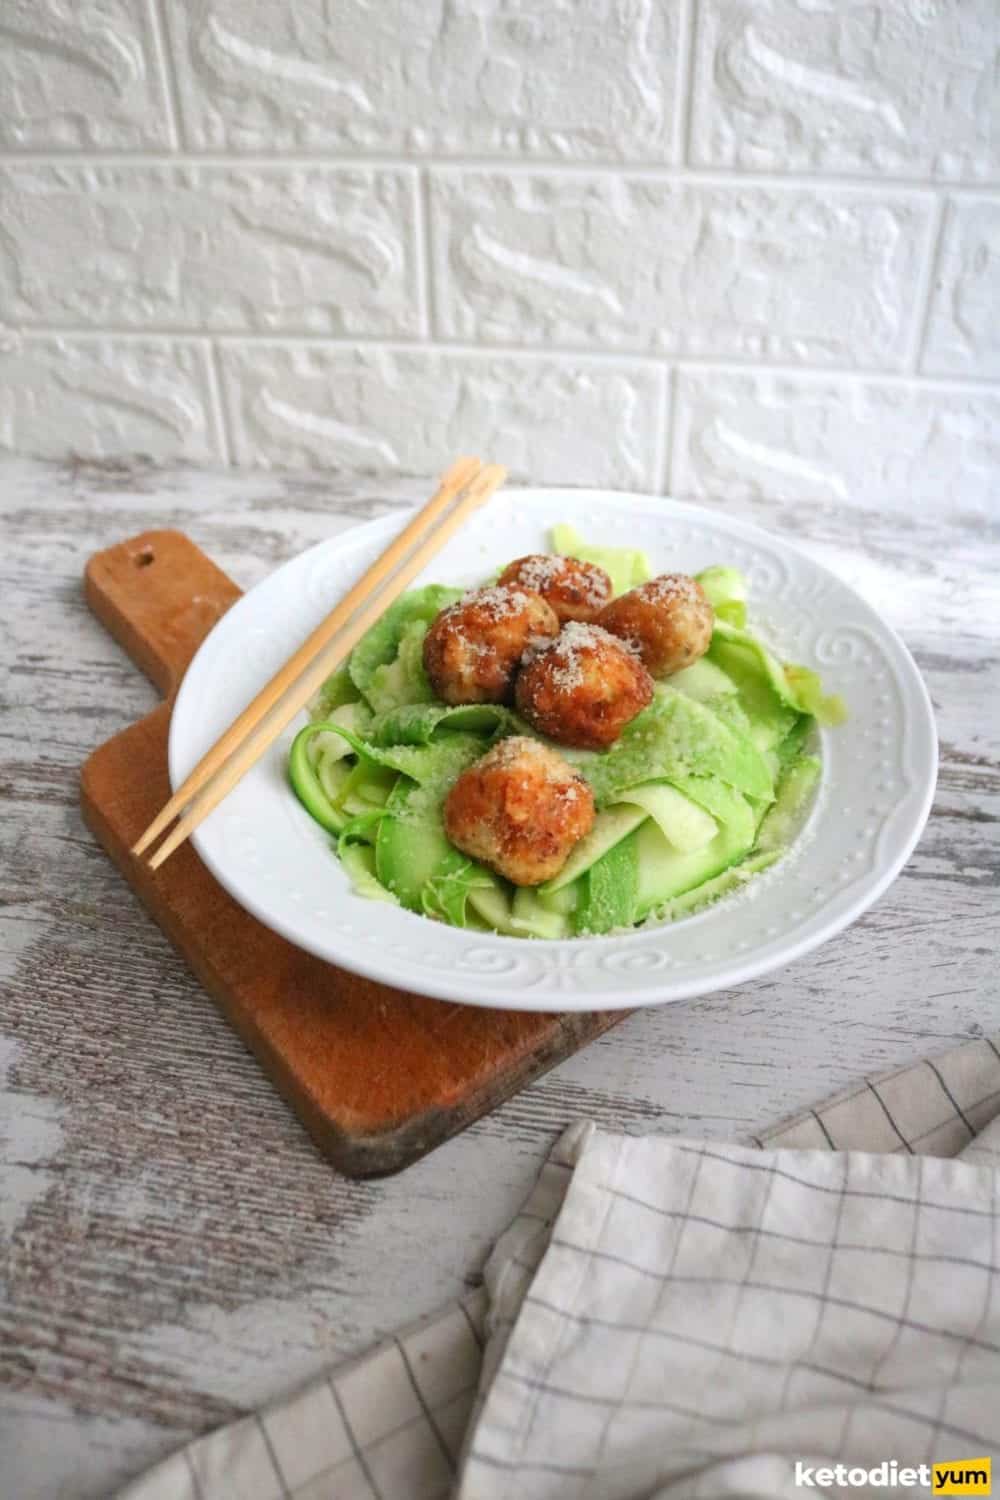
1 457 997 1500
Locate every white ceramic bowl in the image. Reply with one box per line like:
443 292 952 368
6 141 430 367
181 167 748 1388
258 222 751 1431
169 489 937 1011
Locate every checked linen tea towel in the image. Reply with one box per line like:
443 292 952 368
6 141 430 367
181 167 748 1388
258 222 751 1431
118 1037 1000 1500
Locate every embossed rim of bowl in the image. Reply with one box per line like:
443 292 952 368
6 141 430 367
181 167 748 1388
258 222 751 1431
168 489 937 1012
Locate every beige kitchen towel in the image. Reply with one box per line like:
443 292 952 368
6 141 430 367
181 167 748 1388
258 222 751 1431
115 1036 1000 1500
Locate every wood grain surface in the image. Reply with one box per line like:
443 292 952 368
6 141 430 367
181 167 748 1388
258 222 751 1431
80 529 619 1179
1 457 997 1500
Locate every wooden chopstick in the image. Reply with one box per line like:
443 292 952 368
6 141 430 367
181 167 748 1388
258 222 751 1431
133 455 482 858
141 460 507 871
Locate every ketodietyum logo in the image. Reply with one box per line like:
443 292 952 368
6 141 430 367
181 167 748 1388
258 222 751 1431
932 1460 992 1496
794 1457 992 1493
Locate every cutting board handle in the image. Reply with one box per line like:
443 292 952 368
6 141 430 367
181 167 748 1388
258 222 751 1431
84 530 242 698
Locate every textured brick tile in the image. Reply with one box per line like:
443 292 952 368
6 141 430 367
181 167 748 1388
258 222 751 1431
431 172 932 368
0 0 172 149
922 198 1000 377
0 337 221 462
672 370 1000 510
218 344 664 487
166 0 681 158
0 164 421 336
690 0 999 180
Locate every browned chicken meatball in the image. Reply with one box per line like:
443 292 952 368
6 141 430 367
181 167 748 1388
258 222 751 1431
423 586 559 705
515 622 653 750
497 554 613 624
443 736 595 886
598 574 713 679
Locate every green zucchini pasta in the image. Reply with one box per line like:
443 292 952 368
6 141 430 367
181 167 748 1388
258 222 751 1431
288 527 845 938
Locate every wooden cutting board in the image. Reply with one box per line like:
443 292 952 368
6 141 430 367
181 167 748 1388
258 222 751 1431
80 531 622 1177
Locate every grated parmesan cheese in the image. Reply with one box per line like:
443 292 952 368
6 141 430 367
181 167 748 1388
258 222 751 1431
640 574 704 606
506 554 609 608
458 585 534 620
522 621 639 690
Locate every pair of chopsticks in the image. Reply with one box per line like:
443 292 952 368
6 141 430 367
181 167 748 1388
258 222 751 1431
135 457 507 871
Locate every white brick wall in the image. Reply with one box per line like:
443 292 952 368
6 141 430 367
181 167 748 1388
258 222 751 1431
0 0 997 506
